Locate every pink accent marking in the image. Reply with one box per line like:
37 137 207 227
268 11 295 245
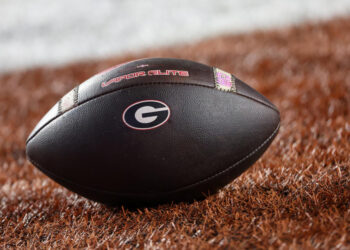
216 71 232 88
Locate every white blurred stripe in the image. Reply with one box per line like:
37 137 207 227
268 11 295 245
0 0 350 72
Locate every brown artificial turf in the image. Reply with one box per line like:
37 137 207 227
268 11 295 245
0 17 350 249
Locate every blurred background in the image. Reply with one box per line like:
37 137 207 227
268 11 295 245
1 0 350 248
1 0 350 73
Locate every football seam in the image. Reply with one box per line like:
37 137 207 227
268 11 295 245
177 122 280 192
90 81 278 112
26 81 279 144
27 122 280 198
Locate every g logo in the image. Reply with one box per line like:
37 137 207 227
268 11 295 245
122 100 170 130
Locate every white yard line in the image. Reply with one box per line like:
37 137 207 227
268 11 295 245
0 0 350 72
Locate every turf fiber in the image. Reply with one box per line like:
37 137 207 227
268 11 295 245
0 17 349 249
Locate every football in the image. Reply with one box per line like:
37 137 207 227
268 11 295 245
26 58 280 205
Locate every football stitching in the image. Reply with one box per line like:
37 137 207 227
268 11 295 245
74 85 79 105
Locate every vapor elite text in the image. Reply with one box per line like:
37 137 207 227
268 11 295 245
101 70 190 88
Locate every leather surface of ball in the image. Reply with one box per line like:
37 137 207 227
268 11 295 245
26 58 280 205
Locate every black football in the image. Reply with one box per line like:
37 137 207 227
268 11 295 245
26 58 280 205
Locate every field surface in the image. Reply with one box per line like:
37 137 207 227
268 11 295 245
0 17 349 248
